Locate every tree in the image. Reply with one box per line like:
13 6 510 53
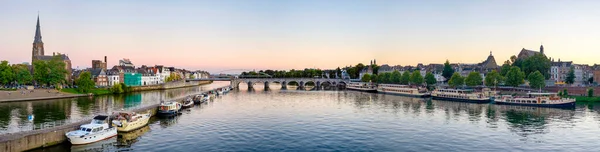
189 74 195 79
0 61 14 85
588 88 594 97
442 60 454 81
500 63 511 77
33 60 49 86
75 71 95 93
484 70 501 87
425 72 437 88
47 56 67 86
110 83 124 94
410 70 424 86
400 71 411 85
505 66 525 87
391 70 402 84
527 71 545 90
465 72 483 87
448 72 464 88
562 89 569 97
565 67 575 84
370 74 378 83
361 74 371 82
12 64 33 85
522 53 551 79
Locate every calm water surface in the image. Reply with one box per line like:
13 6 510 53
27 84 600 151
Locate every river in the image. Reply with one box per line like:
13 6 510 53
8 82 600 151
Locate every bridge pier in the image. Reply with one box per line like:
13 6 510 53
316 81 321 90
247 81 253 90
281 81 287 90
264 82 270 89
298 81 305 90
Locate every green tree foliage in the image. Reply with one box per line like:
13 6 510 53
166 73 182 82
448 72 464 88
410 70 423 86
505 66 526 87
12 64 33 85
370 74 378 83
0 61 14 85
425 72 437 88
522 53 551 79
588 88 594 97
46 56 67 86
565 67 575 84
484 70 501 87
400 71 411 85
527 71 545 90
465 72 483 87
110 83 124 94
189 74 195 79
442 60 454 81
562 89 569 97
361 74 371 82
32 60 49 85
75 72 95 93
391 70 402 84
500 63 511 76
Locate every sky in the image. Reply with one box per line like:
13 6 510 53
1 0 599 74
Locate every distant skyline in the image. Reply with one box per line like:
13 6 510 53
1 0 599 73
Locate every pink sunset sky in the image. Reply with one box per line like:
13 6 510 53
1 0 599 74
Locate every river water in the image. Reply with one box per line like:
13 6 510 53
8 82 600 151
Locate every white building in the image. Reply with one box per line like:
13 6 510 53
141 75 161 86
107 74 120 86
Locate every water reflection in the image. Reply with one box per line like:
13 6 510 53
117 125 151 148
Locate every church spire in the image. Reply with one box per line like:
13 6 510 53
34 13 42 43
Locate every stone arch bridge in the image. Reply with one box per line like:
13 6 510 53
188 78 348 90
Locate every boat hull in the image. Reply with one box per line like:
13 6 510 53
347 87 378 93
494 100 576 108
379 91 430 98
432 96 491 104
66 127 117 145
157 110 179 117
114 115 150 132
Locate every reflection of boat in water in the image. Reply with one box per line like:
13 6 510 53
159 115 180 128
116 125 151 147
111 111 150 132
70 135 117 152
494 93 576 108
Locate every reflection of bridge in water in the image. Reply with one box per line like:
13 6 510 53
189 78 349 90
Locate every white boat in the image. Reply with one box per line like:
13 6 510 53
217 89 224 95
377 84 430 98
157 102 182 116
66 115 117 145
346 82 377 93
203 94 210 101
182 97 194 108
111 111 151 132
494 92 576 108
431 88 491 103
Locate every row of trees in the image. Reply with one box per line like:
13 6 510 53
241 68 330 78
0 56 67 87
361 71 437 88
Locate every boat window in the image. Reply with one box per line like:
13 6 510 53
542 101 547 103
86 128 92 132
80 128 86 131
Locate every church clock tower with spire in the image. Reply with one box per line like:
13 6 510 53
32 14 45 63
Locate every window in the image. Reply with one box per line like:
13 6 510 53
86 128 92 132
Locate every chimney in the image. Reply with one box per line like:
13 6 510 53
104 56 107 63
53 52 55 56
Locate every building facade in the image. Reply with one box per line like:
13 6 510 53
31 15 73 83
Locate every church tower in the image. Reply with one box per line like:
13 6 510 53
32 14 45 63
540 45 544 55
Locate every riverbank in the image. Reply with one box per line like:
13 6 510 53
0 89 88 103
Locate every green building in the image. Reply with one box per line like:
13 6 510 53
124 73 141 86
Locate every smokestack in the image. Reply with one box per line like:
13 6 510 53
104 56 107 63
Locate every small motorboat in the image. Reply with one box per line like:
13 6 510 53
182 97 194 109
157 102 182 116
202 94 210 102
193 95 203 104
111 111 151 132
217 89 224 95
66 115 117 145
